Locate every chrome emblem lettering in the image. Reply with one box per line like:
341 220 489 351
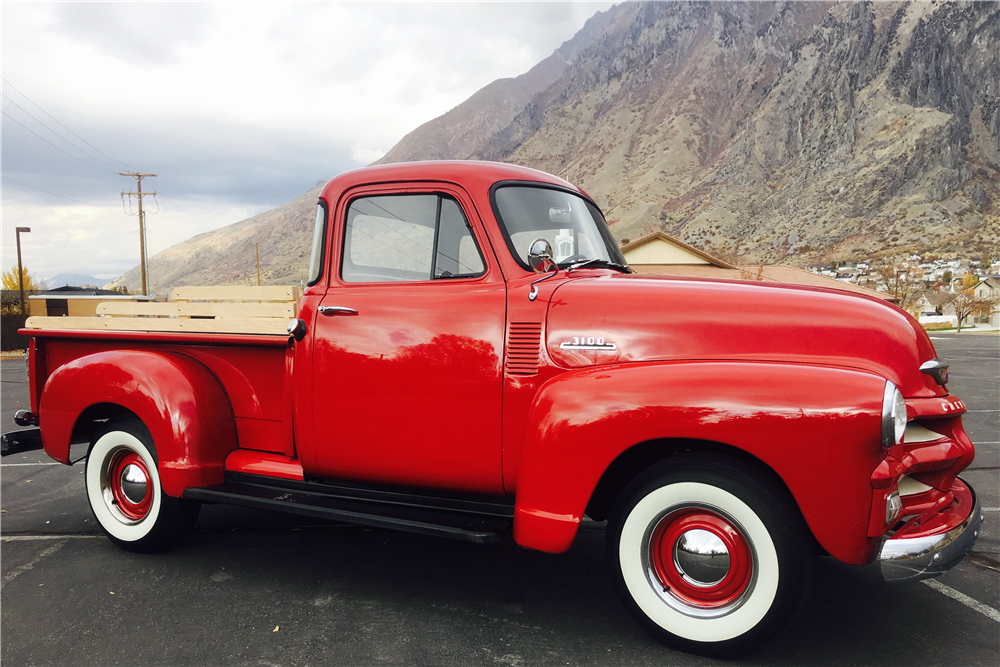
560 336 617 351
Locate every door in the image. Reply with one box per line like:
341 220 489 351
311 186 507 494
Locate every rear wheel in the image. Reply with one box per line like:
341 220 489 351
607 455 813 656
86 416 199 553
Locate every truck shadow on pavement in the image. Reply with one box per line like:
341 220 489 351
146 507 997 666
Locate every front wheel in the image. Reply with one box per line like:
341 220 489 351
86 416 200 553
607 456 813 656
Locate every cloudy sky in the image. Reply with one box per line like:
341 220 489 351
1 2 612 285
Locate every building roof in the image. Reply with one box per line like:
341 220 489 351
620 231 738 269
920 290 959 307
628 263 898 302
29 286 154 300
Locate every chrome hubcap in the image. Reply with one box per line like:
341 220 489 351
673 528 731 586
119 463 149 505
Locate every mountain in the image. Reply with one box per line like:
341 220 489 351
110 1 999 293
105 184 324 294
47 273 100 288
473 0 999 263
374 7 617 165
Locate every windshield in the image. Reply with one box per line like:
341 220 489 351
493 185 627 270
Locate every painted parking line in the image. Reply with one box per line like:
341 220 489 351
0 462 63 467
922 579 1000 623
982 508 1000 512
1 540 65 586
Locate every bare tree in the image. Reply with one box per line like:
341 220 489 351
951 288 1000 332
870 255 923 313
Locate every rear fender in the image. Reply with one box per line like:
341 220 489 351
39 350 237 497
513 361 887 564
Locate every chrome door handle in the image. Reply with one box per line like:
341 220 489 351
318 306 358 316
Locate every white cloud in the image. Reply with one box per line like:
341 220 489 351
1 1 614 282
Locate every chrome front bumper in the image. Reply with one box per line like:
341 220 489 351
879 483 983 583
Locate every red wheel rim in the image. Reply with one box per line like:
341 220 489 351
649 508 753 609
107 451 152 520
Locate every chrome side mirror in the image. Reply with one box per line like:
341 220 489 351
527 238 558 301
528 238 556 274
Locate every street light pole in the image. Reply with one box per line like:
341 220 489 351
15 227 31 316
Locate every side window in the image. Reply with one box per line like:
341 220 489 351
435 198 485 278
342 194 485 283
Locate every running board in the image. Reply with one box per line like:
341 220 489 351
183 473 513 544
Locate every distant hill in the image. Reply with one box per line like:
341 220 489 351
109 1 999 294
46 273 100 289
105 184 324 294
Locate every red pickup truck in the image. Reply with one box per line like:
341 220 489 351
4 161 982 655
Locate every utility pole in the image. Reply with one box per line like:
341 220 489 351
120 173 156 296
256 243 261 286
15 227 30 315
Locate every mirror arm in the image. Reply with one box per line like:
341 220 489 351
528 267 558 302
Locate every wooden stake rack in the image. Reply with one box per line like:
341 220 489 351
25 286 299 336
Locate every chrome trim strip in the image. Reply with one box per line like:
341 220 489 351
880 481 982 583
559 342 617 351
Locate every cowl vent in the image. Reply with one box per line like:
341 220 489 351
506 322 542 376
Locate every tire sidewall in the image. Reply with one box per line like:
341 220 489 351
608 459 810 655
86 423 163 544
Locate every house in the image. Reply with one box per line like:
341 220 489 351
973 277 1000 327
28 286 154 317
619 232 896 302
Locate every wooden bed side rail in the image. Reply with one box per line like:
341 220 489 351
171 285 299 303
97 301 295 318
24 316 290 335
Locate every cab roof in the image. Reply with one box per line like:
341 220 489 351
320 160 583 202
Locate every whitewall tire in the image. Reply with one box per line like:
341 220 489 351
85 417 199 553
607 455 813 656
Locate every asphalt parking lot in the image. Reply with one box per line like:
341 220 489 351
2 334 998 666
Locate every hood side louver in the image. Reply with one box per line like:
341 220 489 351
506 322 542 376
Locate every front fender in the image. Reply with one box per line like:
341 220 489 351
39 350 238 497
513 361 887 564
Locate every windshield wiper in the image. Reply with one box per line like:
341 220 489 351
564 258 632 273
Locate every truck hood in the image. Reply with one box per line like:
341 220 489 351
545 274 943 398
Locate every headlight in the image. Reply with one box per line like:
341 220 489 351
881 382 907 449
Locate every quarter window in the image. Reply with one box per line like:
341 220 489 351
342 194 485 283
307 202 327 285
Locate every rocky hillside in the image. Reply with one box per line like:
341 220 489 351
110 1 999 293
477 0 999 264
107 184 323 293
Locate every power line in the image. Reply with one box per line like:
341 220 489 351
157 192 199 223
5 175 188 245
1 77 135 171
1 93 126 172
2 176 105 207
2 111 119 174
